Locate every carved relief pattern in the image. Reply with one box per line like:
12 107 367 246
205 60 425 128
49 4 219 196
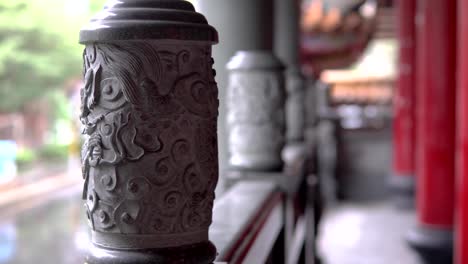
80 41 218 246
227 71 285 170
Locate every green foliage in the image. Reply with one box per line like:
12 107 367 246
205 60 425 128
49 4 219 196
90 0 107 13
16 142 71 168
0 0 104 112
16 147 37 168
37 143 69 161
46 90 72 121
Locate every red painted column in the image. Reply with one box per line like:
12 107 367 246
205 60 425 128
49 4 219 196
456 0 468 263
390 0 417 205
416 0 456 232
407 0 456 263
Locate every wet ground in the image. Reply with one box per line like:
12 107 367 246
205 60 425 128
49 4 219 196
0 186 87 264
0 184 420 264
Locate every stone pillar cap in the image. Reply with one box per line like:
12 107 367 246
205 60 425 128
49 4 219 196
80 0 218 44
226 50 285 71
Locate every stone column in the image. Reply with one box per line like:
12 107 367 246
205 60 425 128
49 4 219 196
78 1 219 263
226 51 285 172
274 0 307 161
195 0 274 178
390 0 417 208
456 1 468 263
407 0 456 263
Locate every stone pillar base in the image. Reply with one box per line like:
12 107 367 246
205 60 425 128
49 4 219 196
388 174 415 209
406 226 453 264
86 241 217 264
282 141 307 165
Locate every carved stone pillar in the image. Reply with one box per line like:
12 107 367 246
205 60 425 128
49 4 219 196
78 1 219 263
226 51 285 171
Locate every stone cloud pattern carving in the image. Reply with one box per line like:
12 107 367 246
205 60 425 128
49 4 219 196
227 72 285 170
80 41 219 249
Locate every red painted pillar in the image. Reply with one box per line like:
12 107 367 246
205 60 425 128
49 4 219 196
407 0 456 263
456 0 468 263
390 0 417 207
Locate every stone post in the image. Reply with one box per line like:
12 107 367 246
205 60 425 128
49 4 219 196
195 0 274 178
274 0 307 158
78 1 219 263
226 51 285 172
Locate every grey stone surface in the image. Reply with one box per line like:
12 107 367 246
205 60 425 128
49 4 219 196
209 181 278 260
318 201 421 264
80 0 217 43
226 51 286 171
338 127 393 201
282 142 307 166
195 0 274 179
274 0 306 144
285 70 307 143
274 0 300 68
81 41 219 250
305 78 319 140
317 120 338 206
79 0 220 252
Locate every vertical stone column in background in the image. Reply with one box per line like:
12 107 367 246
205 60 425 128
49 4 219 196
78 1 219 263
195 0 274 179
390 0 417 208
407 0 456 263
226 51 285 171
274 0 307 151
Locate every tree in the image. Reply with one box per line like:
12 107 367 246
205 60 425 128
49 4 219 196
0 0 106 112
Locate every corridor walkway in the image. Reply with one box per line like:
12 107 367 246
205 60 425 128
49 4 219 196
318 201 421 264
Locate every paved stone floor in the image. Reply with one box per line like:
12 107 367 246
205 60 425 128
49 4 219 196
318 201 421 264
